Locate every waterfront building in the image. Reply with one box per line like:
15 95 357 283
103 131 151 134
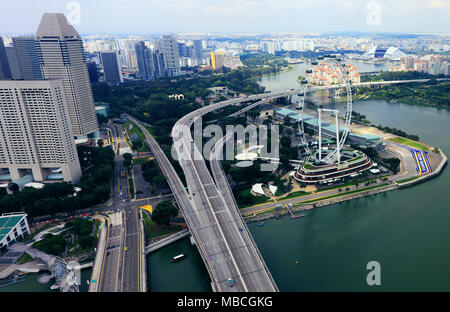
0 79 82 184
306 62 361 86
35 13 99 138
0 213 30 255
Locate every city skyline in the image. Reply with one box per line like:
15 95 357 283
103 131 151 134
0 0 449 36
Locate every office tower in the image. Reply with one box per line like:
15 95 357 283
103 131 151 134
87 60 100 83
12 37 43 80
5 47 23 80
158 34 180 77
35 13 99 138
0 38 12 80
135 42 165 80
193 39 203 60
0 80 82 183
100 51 123 84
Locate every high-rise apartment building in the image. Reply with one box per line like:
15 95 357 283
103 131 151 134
11 37 43 80
0 79 82 183
192 39 203 60
210 51 224 70
158 35 180 77
135 41 165 80
35 13 99 138
100 51 123 84
0 38 12 80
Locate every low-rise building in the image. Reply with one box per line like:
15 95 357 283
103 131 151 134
0 213 30 255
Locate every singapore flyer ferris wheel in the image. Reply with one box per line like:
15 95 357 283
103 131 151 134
296 54 353 165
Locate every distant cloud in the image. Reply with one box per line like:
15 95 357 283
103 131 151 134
430 0 444 7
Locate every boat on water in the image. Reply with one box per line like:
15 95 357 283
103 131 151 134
171 254 187 263
258 222 264 227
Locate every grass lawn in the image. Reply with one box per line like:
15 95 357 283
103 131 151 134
16 252 34 264
141 211 182 241
132 157 152 166
124 121 150 152
236 189 273 209
397 176 420 184
23 223 56 243
389 137 429 151
298 183 390 204
278 190 310 200
128 177 135 198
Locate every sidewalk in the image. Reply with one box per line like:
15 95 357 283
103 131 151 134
88 217 107 292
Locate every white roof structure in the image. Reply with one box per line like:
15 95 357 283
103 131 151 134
366 46 406 61
24 182 45 189
235 152 258 161
370 168 381 174
268 185 278 196
251 183 266 196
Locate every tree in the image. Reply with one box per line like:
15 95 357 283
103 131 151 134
123 153 133 168
151 200 178 226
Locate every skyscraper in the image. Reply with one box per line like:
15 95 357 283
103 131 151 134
35 13 99 138
87 60 100 83
158 34 180 77
192 39 203 60
0 38 12 80
0 79 82 183
12 37 43 80
135 41 165 80
4 47 23 80
100 51 123 84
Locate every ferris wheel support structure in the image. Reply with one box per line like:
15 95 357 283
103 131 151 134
297 56 353 164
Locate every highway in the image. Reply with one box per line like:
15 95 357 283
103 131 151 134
98 122 143 292
130 115 278 291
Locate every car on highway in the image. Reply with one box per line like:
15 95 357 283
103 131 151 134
228 278 234 287
125 247 128 251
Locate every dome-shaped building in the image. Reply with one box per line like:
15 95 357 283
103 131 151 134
366 46 406 60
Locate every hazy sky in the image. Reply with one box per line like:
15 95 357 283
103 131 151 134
0 0 449 35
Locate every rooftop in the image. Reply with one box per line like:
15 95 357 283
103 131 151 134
0 214 26 242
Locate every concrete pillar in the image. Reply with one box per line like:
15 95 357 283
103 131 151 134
31 166 44 182
9 167 20 181
335 112 340 164
318 109 322 162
